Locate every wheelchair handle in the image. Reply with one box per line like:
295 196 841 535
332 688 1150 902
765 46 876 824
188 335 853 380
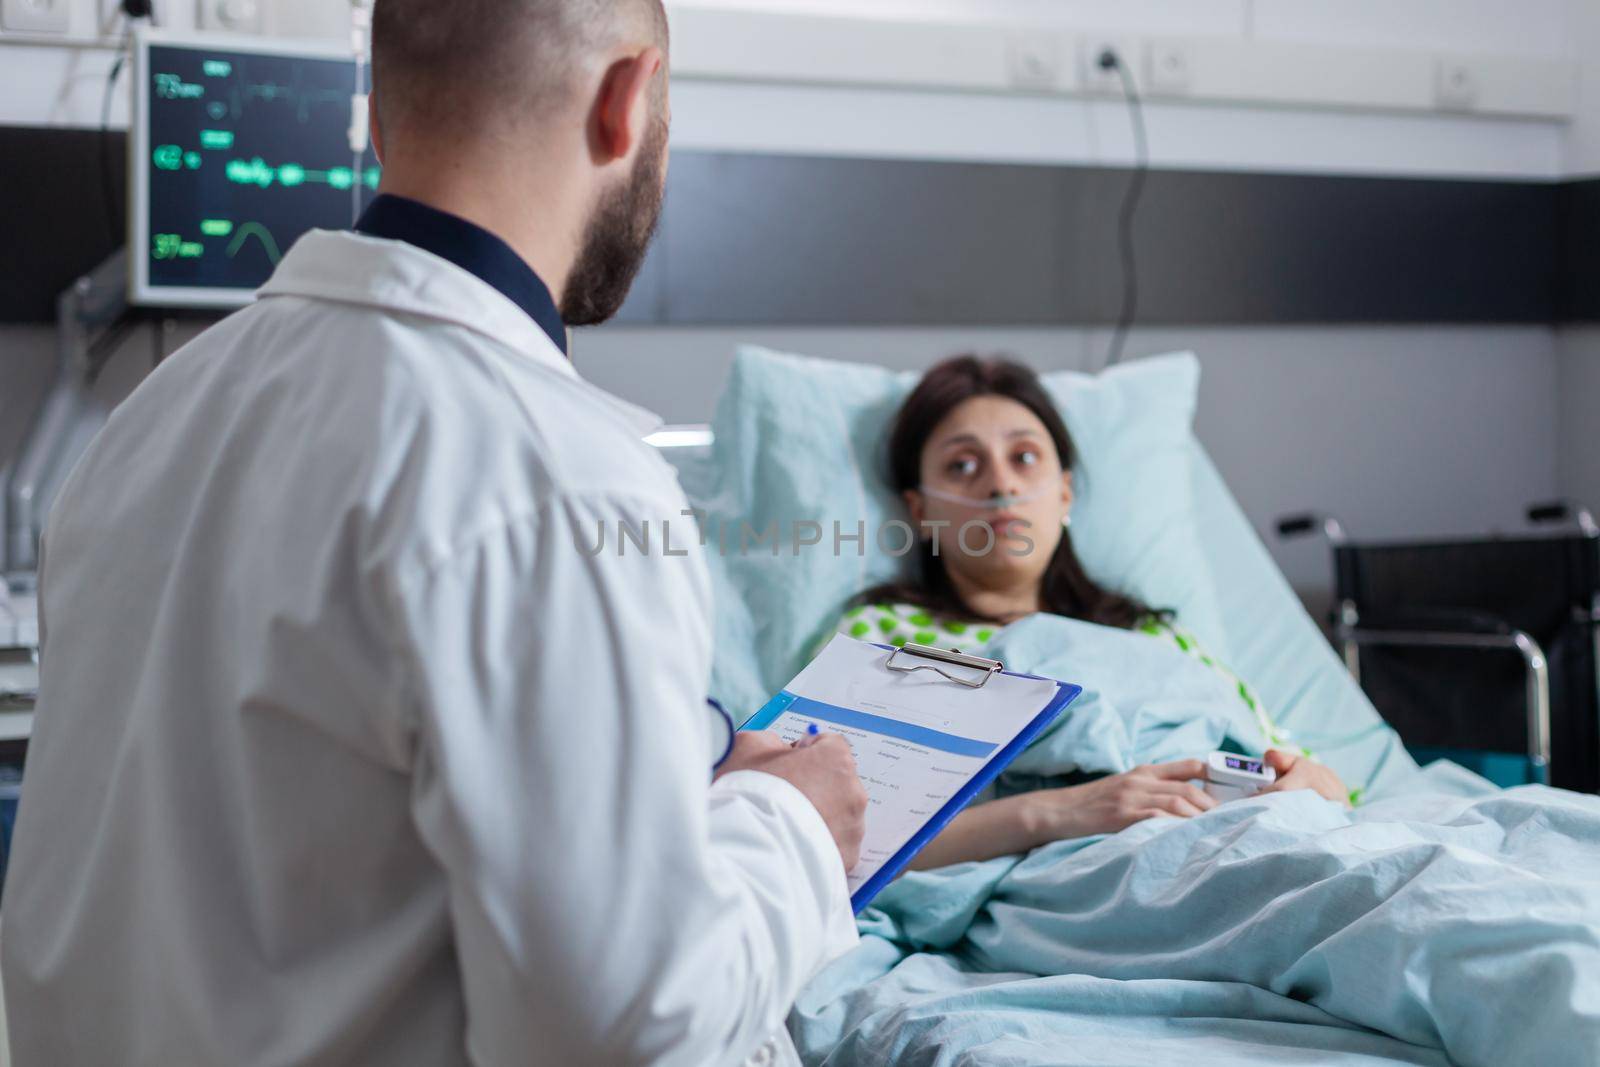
1275 513 1348 545
1527 500 1599 537
1276 515 1315 538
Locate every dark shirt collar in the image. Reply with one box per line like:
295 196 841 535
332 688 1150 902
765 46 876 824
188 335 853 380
354 194 567 356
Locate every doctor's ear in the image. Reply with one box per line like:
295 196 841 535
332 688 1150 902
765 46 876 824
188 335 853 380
589 47 665 166
368 95 385 165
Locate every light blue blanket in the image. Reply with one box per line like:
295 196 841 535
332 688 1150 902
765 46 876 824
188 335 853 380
790 618 1600 1065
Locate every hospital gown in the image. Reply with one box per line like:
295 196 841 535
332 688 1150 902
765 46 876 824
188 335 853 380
829 602 1355 802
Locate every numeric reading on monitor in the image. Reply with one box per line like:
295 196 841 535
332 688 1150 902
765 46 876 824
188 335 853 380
144 43 380 297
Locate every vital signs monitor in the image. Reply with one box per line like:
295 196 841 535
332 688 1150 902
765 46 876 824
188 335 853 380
130 31 380 308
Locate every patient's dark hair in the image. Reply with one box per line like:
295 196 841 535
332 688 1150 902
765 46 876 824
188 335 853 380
858 355 1160 630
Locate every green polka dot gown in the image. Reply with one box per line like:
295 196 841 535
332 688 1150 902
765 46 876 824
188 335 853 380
831 602 1291 750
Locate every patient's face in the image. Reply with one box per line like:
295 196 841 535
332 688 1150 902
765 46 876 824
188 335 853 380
908 396 1072 592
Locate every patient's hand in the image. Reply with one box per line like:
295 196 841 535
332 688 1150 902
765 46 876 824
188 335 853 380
1025 760 1219 842
906 760 1218 870
1261 749 1351 808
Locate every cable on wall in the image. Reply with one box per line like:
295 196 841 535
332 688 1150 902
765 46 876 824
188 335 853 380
98 2 157 250
1099 48 1149 368
99 52 129 250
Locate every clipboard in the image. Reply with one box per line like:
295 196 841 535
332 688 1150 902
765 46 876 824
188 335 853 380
740 637 1081 912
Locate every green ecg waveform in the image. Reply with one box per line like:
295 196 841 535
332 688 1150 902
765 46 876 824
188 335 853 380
224 156 381 192
225 222 284 266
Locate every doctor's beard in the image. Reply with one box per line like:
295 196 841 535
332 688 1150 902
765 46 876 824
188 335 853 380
560 110 669 327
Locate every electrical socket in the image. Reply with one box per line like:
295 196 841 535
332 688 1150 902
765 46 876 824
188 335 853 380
198 0 260 33
1 0 71 34
1145 40 1193 95
1007 33 1064 92
1435 58 1479 111
1080 35 1140 95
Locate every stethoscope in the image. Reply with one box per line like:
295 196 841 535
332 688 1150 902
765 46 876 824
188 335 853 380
706 698 736 773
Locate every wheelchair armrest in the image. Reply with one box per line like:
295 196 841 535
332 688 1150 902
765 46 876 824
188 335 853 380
1336 622 1551 774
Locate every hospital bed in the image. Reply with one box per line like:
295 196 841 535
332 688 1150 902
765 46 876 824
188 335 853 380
657 345 1599 1065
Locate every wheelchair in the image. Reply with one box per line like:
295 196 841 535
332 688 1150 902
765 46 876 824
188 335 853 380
1279 502 1600 793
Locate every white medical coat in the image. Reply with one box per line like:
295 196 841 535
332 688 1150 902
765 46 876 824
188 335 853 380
1 230 856 1066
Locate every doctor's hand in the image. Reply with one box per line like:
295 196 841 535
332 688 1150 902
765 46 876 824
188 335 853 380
1261 749 1351 807
715 731 869 872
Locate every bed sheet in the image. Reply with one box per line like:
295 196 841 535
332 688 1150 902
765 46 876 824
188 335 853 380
795 783 1600 1066
784 615 1600 1066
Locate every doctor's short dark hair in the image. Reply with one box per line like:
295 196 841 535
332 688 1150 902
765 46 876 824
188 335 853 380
857 354 1163 632
371 0 669 135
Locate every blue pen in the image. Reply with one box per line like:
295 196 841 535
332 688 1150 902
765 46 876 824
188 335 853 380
794 721 823 748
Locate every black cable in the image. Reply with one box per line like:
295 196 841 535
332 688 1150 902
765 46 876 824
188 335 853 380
1101 50 1149 368
100 50 128 250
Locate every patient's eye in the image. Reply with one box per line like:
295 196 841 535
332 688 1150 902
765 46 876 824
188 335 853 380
946 456 980 478
1014 447 1041 468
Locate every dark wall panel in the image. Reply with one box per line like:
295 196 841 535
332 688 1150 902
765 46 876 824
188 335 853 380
1558 178 1600 323
1132 169 1558 324
634 153 1561 326
0 125 1587 327
1 127 127 323
654 153 1079 325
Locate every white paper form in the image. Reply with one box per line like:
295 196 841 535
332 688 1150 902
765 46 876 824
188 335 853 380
754 635 1062 895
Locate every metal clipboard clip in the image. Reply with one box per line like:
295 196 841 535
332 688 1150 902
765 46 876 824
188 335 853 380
884 643 1004 689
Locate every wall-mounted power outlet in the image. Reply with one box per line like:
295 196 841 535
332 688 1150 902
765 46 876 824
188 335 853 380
198 0 260 33
1435 58 1480 111
1146 40 1193 95
1007 33 1064 92
1080 36 1140 96
1 0 71 34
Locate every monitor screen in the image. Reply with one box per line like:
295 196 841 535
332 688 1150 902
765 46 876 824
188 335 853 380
131 32 379 308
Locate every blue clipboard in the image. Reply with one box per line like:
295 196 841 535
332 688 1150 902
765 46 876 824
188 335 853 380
739 641 1081 913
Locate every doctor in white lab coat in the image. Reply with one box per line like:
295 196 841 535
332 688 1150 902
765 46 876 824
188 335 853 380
1 2 865 1064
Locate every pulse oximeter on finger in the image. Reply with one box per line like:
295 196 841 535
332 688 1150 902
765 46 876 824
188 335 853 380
1203 752 1276 802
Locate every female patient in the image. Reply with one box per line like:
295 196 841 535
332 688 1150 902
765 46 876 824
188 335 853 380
833 355 1350 870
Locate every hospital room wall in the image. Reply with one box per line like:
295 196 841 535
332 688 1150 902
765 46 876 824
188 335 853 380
1557 332 1600 513
570 325 1561 616
0 320 1562 620
1554 0 1600 518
